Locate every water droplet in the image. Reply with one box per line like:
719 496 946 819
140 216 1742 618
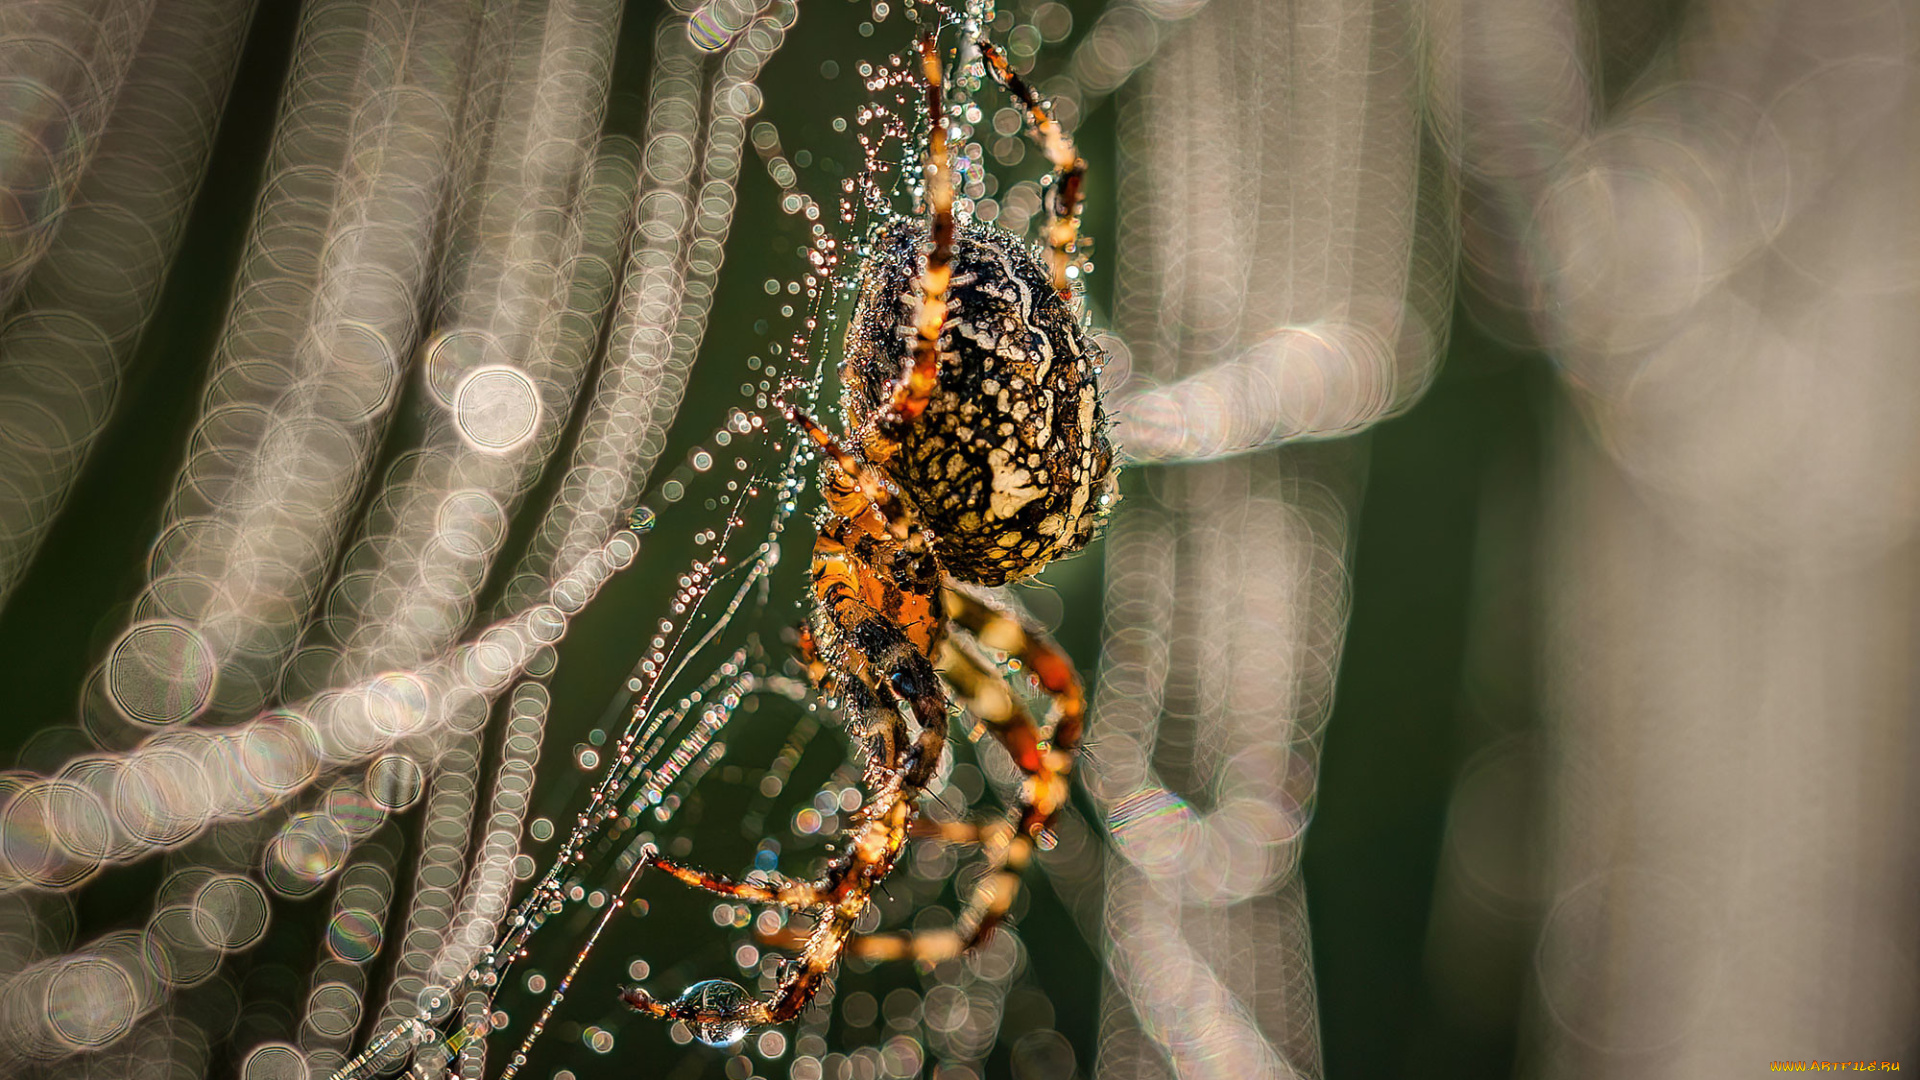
674 979 753 1047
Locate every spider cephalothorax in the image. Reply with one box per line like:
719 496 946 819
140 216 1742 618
623 27 1107 1045
843 217 1117 585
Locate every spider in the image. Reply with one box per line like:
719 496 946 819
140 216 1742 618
620 26 1116 1045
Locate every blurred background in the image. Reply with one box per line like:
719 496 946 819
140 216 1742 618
0 0 1915 1078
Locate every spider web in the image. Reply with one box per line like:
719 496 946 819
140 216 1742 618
0 0 811 1075
7 0 1910 1078
0 1 1120 1078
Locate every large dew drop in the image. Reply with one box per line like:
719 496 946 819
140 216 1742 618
675 979 753 1047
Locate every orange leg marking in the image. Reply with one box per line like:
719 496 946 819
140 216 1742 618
874 32 955 452
788 406 910 541
979 39 1086 300
851 821 1031 964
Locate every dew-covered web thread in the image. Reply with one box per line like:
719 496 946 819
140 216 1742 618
0 0 254 614
0 0 793 1076
1428 0 1920 1073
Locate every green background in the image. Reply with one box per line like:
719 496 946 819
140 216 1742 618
0 1 1553 1077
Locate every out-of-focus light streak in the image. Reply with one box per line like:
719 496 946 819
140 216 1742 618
1075 0 1450 1073
1046 0 1210 130
302 0 623 689
93 0 481 740
1427 0 1920 1074
0 0 158 307
0 521 642 1068
1084 454 1352 1080
269 8 626 1064
0 0 253 614
502 0 789 612
1101 0 1453 467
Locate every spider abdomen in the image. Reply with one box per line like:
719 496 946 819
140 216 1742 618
843 219 1117 585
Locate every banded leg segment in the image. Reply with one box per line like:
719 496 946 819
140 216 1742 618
937 635 1053 835
851 595 1089 964
625 781 921 1027
649 857 826 910
852 820 1031 964
979 40 1086 299
943 586 1087 801
874 32 957 452
789 406 913 542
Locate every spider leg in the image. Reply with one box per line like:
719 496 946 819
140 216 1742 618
852 816 1032 964
979 39 1087 299
794 622 830 689
743 645 1039 961
789 406 912 541
942 585 1086 805
936 633 1059 837
640 670 887 915
649 858 827 909
637 407 913 903
850 591 1088 963
627 412 968 1032
870 31 956 457
623 769 923 1027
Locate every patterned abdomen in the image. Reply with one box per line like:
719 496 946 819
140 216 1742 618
842 219 1117 585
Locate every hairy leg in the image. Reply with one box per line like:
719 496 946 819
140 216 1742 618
979 39 1087 299
942 586 1086 801
871 31 957 456
847 611 1078 964
852 817 1032 964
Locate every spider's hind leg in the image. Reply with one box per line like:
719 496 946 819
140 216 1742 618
871 32 958 458
979 39 1087 299
855 819 1031 964
936 633 1066 837
648 857 826 909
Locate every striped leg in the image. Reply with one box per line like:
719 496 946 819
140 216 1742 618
937 634 1057 836
625 408 956 1033
871 31 957 456
624 775 920 1027
788 406 912 543
979 39 1086 299
850 592 1089 963
649 858 826 910
852 819 1030 964
942 586 1086 817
